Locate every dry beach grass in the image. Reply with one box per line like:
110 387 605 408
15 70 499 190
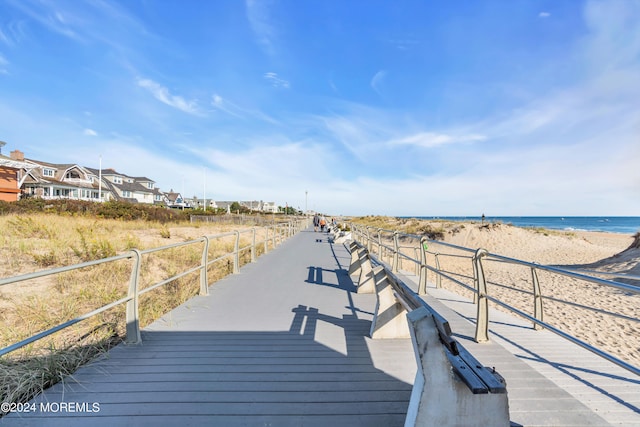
0 213 270 413
352 216 640 367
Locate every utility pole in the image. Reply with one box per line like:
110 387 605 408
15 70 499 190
305 190 308 216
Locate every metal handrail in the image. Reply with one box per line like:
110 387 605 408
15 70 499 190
0 218 308 357
350 223 640 377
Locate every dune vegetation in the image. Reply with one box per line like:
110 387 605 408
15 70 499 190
0 201 285 414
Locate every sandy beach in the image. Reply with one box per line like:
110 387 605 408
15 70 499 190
356 218 640 368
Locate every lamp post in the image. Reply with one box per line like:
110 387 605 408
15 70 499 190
305 190 308 216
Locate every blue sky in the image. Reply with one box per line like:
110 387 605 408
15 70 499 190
1 0 639 216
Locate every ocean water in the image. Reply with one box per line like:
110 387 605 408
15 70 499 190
411 216 640 235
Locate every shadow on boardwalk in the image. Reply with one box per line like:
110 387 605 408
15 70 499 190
2 304 412 427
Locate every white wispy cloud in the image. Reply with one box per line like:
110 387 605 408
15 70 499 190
390 132 486 148
264 72 290 89
0 20 27 46
137 78 202 116
583 0 640 72
211 94 244 118
0 53 8 74
83 128 97 136
539 12 551 18
246 0 277 56
370 70 386 95
211 93 280 124
7 0 82 41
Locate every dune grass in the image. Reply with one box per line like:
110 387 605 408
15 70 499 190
0 212 272 415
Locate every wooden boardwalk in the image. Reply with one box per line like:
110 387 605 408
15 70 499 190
2 228 639 426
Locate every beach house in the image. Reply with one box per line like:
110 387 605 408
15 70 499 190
15 151 108 202
0 150 32 202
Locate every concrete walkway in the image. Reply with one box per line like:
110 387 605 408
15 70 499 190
2 228 639 426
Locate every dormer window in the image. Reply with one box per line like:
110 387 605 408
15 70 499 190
43 168 54 177
113 176 122 184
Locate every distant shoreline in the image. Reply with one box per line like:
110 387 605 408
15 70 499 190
398 216 640 235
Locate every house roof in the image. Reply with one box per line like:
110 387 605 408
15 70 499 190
0 154 32 169
132 176 154 183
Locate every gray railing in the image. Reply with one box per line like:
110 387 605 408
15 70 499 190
0 218 308 357
350 224 640 377
190 213 294 226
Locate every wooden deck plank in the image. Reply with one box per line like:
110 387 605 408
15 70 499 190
3 228 638 426
397 270 640 426
2 230 415 427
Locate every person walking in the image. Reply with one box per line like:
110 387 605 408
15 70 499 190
313 214 320 232
319 216 327 232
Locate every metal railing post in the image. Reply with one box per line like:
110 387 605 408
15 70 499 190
200 237 210 296
125 249 142 344
251 227 257 262
377 228 383 259
434 253 442 288
233 231 240 273
271 225 276 248
532 266 544 330
418 237 428 295
392 231 399 273
473 248 490 342
366 226 372 253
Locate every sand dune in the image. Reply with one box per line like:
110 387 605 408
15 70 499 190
384 219 640 368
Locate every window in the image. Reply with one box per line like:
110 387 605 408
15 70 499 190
43 168 54 177
122 190 131 197
113 176 122 184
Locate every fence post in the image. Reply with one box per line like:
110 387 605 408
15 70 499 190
125 249 142 344
531 267 544 330
200 237 210 296
251 227 257 262
377 228 383 259
471 259 478 304
418 237 428 295
264 226 269 254
271 225 276 248
233 230 240 274
473 248 490 342
434 253 442 289
366 226 372 253
392 231 399 273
